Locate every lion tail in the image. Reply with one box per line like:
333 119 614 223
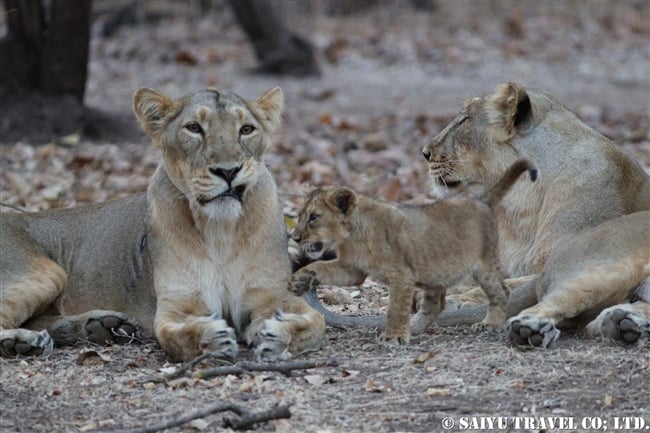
485 159 537 207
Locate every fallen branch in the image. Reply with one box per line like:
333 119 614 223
128 353 232 384
101 402 244 433
196 358 339 379
223 404 291 430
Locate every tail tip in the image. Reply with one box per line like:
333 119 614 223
529 168 538 182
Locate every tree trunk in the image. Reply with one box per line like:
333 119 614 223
0 0 92 102
227 0 319 77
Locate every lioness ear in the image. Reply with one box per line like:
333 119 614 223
250 87 284 133
326 187 357 216
487 81 531 142
133 87 175 140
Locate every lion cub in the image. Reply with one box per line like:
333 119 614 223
290 160 537 345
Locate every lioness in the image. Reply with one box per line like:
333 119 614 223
289 160 537 344
0 87 325 361
421 81 650 347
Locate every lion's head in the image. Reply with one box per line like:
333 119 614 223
133 86 283 220
291 186 358 260
422 82 533 197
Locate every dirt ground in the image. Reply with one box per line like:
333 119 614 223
1 1 649 432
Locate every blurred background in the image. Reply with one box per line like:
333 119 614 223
1 0 648 211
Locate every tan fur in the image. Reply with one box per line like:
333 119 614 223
290 160 536 344
422 82 650 347
0 87 325 361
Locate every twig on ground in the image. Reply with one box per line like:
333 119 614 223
128 352 232 384
100 402 245 433
196 357 339 379
223 404 292 430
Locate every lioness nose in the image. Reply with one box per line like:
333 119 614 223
422 150 431 161
210 166 241 183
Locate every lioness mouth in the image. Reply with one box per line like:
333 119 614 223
199 184 246 206
437 177 462 188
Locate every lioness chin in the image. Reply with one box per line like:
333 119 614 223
0 87 325 361
290 160 537 345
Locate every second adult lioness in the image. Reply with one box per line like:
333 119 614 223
289 160 537 344
0 87 325 361
421 81 650 347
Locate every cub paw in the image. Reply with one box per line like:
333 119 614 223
588 306 650 345
253 312 292 361
289 269 319 296
507 315 560 348
199 318 238 360
85 313 144 345
471 320 504 333
380 330 410 346
0 329 53 357
409 313 434 335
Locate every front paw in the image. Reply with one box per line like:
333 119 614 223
200 318 238 360
507 315 560 348
289 269 319 296
380 329 410 346
253 313 292 361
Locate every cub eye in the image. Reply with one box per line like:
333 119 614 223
308 213 320 223
185 122 203 134
239 124 256 136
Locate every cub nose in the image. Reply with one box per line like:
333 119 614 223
422 150 431 161
210 166 241 183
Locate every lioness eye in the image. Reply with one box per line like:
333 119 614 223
308 213 320 223
185 122 203 134
239 124 256 136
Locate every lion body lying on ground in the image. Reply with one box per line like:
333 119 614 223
421 81 650 347
0 87 325 361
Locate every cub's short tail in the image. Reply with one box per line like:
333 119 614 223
485 159 537 207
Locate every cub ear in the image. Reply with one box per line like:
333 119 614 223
326 187 357 216
250 87 284 133
486 81 532 142
133 87 175 140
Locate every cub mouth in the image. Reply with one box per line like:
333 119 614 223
435 176 462 188
198 184 246 206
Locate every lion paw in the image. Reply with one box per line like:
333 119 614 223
507 315 560 348
588 306 650 345
0 329 53 357
471 321 504 333
289 269 319 296
85 312 144 345
253 313 293 361
199 318 238 360
380 330 410 346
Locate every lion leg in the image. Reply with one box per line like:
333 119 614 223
0 255 66 357
244 289 325 361
410 287 445 334
154 298 238 362
586 301 650 346
380 274 416 346
24 310 147 347
472 262 510 331
446 274 537 309
507 264 644 348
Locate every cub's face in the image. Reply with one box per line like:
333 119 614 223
421 82 531 197
133 87 283 220
292 187 357 260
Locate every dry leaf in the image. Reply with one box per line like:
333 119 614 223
365 378 386 393
76 349 111 366
604 394 613 406
304 374 326 386
425 388 451 397
341 369 360 378
79 422 97 432
190 419 211 430
413 351 438 364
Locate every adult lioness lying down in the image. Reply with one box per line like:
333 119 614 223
421 81 650 347
0 87 325 361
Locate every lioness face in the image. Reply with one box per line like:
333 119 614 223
421 82 531 196
292 187 357 260
133 87 283 220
